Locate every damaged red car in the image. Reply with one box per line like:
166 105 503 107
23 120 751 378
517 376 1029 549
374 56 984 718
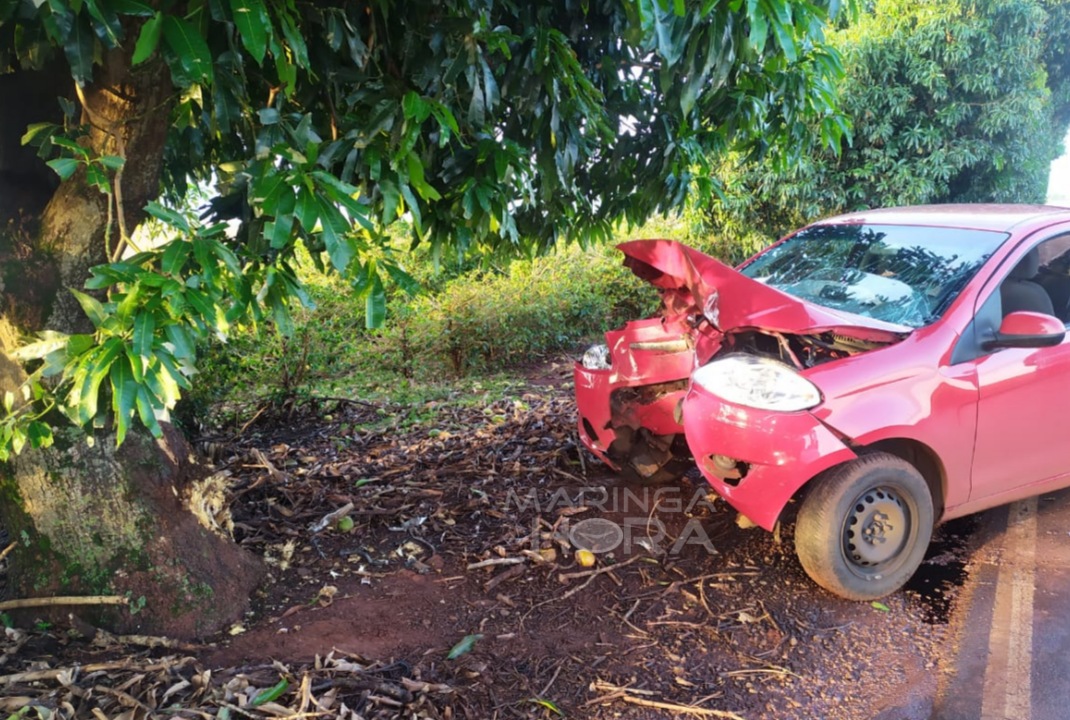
575 204 1070 600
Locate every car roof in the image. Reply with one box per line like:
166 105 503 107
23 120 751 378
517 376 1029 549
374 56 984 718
816 204 1070 233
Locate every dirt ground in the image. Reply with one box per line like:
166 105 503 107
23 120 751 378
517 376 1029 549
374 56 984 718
0 364 971 719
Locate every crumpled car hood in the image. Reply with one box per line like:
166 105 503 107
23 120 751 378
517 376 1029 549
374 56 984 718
618 239 910 343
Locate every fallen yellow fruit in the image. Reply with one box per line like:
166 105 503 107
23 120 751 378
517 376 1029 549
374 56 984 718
576 549 596 567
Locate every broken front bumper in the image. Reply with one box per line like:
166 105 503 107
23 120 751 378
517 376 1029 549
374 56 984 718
681 384 857 530
574 317 698 470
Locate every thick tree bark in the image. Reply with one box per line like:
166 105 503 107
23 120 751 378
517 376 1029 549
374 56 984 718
0 27 264 638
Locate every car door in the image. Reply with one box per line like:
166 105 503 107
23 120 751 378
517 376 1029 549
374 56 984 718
967 230 1070 505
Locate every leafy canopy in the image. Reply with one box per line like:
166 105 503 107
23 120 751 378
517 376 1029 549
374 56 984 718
0 0 853 452
704 0 1070 244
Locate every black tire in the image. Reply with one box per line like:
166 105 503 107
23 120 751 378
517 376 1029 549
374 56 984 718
795 452 934 601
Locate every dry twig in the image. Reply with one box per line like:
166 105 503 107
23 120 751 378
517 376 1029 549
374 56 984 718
0 595 127 612
589 681 745 719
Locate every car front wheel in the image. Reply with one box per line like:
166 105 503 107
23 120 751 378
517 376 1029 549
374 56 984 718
795 452 934 601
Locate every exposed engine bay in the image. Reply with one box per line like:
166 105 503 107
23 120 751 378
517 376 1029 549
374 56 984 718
717 328 897 370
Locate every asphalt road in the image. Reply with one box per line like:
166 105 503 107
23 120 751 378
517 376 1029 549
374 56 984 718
934 487 1070 720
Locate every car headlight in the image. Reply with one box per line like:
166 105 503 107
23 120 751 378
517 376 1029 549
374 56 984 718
582 343 611 370
691 355 821 411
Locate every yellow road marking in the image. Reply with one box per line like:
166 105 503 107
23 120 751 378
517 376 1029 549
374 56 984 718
980 497 1037 720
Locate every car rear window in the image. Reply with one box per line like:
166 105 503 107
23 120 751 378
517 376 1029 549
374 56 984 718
739 224 1007 328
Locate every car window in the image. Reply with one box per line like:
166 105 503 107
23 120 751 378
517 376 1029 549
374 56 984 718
1006 233 1070 322
739 224 1007 328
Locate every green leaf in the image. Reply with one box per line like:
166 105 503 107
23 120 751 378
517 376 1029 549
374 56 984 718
47 157 79 181
70 289 106 327
206 237 242 277
276 3 308 68
135 385 163 437
132 311 156 360
402 91 431 122
146 202 191 233
768 10 797 62
314 195 355 272
230 0 270 64
109 354 137 445
258 107 280 125
12 335 69 361
110 0 155 16
160 240 191 275
380 178 400 222
51 136 91 157
67 334 95 357
267 213 294 249
155 348 191 390
84 0 122 47
132 11 163 63
446 633 482 660
294 185 317 232
77 338 124 423
268 285 294 336
163 323 195 360
747 0 769 50
528 698 564 716
98 154 125 171
365 271 385 330
161 15 215 85
185 289 228 334
63 13 97 86
871 601 890 612
115 286 141 324
405 152 441 201
253 171 288 212
250 679 289 707
26 422 53 451
383 262 421 297
86 163 111 193
399 184 422 233
21 123 57 147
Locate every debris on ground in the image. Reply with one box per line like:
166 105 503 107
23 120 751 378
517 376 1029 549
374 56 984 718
0 365 956 719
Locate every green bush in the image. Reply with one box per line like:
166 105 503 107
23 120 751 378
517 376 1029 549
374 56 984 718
189 215 766 420
370 244 656 376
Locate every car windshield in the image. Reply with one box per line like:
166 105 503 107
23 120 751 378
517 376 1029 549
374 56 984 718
739 224 1007 328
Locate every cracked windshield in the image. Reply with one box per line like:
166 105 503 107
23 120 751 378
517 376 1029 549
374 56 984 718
740 224 1007 327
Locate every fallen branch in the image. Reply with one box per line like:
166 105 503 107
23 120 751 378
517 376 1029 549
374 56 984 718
484 564 526 592
0 595 127 612
400 677 454 694
0 658 193 685
92 629 202 652
0 542 14 562
251 447 288 482
466 557 526 571
589 681 745 719
724 667 802 680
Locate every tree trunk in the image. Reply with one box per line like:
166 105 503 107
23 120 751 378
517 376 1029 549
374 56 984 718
0 26 264 638
2 425 263 638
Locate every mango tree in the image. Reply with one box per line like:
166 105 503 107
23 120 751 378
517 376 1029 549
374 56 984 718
705 0 1070 245
0 0 852 637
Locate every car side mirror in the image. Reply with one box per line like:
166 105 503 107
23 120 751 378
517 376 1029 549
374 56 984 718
984 311 1066 350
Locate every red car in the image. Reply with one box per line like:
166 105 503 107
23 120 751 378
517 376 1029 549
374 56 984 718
575 204 1070 600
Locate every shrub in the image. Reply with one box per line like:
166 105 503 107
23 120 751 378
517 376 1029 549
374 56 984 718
190 215 763 420
372 244 656 376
